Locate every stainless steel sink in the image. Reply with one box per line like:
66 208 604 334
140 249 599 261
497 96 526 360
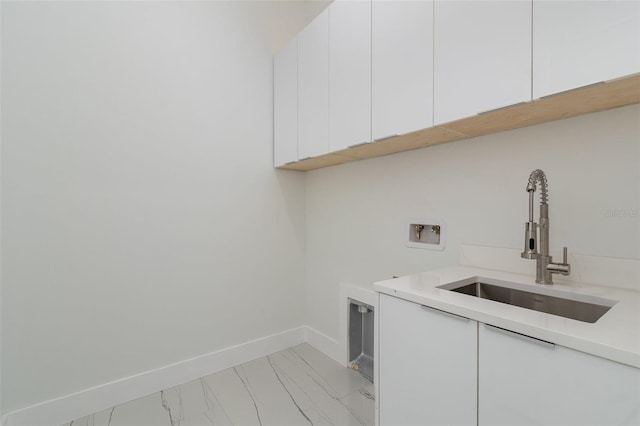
438 279 616 323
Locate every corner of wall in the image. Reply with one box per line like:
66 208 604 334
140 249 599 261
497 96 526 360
305 326 342 366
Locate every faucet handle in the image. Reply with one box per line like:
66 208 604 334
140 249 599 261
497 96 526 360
547 247 571 277
558 247 571 276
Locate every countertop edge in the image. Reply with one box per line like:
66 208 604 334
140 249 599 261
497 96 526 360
374 266 640 369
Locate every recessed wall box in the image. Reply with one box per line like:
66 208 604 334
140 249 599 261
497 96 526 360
348 298 374 382
407 219 445 250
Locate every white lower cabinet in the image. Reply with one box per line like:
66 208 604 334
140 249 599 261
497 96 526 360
479 324 640 426
378 294 478 426
379 295 640 426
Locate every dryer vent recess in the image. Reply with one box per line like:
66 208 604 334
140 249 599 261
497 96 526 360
348 299 374 383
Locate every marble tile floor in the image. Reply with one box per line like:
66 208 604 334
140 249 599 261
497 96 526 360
62 343 375 426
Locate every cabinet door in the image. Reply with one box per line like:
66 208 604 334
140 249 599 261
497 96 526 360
329 0 372 152
372 0 433 139
434 0 531 125
533 0 640 99
298 9 329 160
273 37 298 166
479 324 640 425
379 294 477 426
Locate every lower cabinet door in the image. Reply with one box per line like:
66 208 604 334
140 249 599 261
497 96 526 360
378 294 477 426
479 323 640 425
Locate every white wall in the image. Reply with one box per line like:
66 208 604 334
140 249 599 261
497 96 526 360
305 104 640 342
0 0 323 414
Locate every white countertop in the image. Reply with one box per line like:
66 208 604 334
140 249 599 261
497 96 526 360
374 266 640 368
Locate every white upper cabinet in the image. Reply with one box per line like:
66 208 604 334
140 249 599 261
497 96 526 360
273 36 298 166
298 9 329 160
275 0 639 170
329 0 372 152
434 0 532 125
372 0 434 139
533 0 640 99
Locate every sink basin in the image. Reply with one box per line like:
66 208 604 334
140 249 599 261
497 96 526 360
438 278 616 323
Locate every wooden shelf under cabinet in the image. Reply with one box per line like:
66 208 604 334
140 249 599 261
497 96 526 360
277 73 640 171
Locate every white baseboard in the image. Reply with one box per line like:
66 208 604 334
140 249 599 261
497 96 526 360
2 327 306 426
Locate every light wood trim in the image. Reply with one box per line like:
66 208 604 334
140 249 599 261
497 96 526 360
333 126 469 160
276 73 640 171
276 153 357 171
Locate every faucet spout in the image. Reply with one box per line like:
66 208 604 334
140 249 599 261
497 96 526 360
526 169 548 204
521 169 570 284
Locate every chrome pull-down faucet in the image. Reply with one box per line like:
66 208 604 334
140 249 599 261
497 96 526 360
521 169 571 285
